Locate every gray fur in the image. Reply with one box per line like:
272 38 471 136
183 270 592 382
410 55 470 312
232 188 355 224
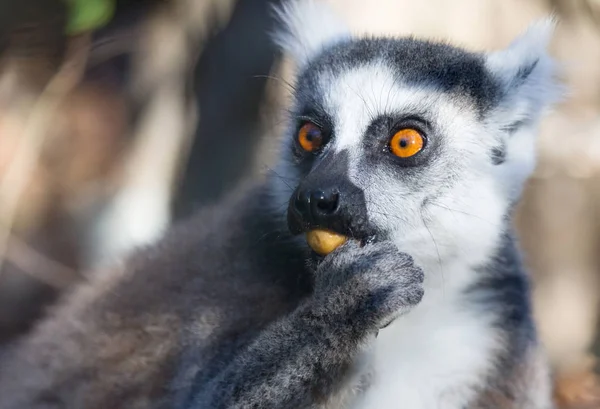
0 183 422 409
190 241 423 408
0 2 561 408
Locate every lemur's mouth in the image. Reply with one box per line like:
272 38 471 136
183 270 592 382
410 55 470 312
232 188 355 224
287 209 356 238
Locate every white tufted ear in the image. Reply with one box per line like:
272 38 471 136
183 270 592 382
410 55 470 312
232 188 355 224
485 18 565 202
271 0 351 68
486 18 563 129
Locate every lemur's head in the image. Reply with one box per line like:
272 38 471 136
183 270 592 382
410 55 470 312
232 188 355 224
272 0 562 276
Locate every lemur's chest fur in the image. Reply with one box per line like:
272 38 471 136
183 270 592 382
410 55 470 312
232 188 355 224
326 262 501 409
351 295 497 408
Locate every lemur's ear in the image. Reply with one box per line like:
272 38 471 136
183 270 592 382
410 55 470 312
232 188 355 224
485 18 565 202
272 0 351 68
485 18 563 129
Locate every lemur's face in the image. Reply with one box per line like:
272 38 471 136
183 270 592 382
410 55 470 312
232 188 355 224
276 2 559 273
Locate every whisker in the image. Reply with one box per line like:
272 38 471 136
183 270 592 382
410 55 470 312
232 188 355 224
426 200 498 226
262 166 295 192
420 207 445 298
345 81 375 122
271 200 291 214
384 72 400 114
261 165 296 182
253 74 298 94
343 203 410 223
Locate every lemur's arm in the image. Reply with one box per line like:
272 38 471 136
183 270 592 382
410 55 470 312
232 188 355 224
191 241 424 409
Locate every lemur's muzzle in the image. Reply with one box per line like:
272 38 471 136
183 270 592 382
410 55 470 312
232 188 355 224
291 186 341 229
287 151 374 240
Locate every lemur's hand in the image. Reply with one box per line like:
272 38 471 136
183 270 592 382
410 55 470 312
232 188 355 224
195 241 423 409
313 240 424 330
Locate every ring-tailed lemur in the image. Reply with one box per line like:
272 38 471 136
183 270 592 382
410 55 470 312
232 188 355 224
0 1 562 408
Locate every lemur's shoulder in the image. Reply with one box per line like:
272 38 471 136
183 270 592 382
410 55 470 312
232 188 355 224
0 181 309 409
466 233 555 408
470 346 554 409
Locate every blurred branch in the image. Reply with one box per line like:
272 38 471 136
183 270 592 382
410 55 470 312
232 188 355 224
546 0 600 30
88 28 138 67
89 0 237 264
0 34 90 281
582 0 600 29
3 231 82 289
594 314 600 374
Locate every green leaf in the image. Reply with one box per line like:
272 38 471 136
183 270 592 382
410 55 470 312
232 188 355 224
65 0 115 34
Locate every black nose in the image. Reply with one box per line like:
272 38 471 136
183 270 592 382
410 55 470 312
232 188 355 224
293 188 340 223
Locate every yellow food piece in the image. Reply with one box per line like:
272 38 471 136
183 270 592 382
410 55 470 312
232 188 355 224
306 229 347 256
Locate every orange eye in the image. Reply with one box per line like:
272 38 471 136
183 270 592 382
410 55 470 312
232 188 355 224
389 128 424 158
298 122 323 152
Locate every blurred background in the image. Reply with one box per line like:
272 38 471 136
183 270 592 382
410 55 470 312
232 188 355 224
0 0 598 407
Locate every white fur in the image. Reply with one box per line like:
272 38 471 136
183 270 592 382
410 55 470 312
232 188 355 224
486 18 556 100
321 62 506 267
272 0 350 67
319 63 507 408
352 283 500 408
